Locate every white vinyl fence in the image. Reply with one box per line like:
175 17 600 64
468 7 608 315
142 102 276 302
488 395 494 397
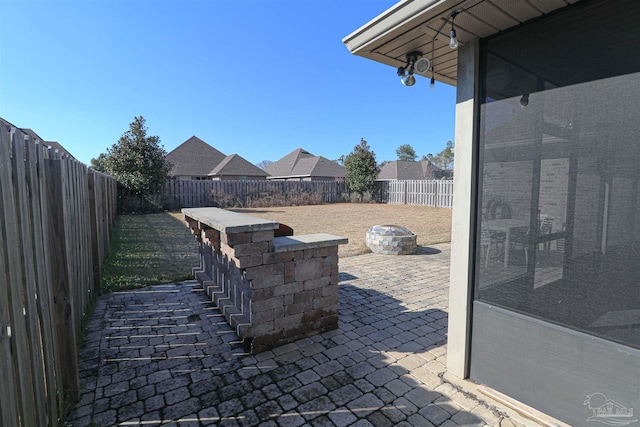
382 180 453 208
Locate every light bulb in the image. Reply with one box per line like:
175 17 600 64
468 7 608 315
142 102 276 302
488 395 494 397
449 28 458 49
401 75 416 86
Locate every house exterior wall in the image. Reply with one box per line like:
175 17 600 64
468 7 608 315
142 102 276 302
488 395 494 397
307 176 344 182
174 175 208 180
482 158 569 229
211 175 268 181
267 176 344 182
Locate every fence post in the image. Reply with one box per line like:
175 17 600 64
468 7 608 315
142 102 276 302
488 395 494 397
44 158 80 402
403 181 407 205
88 171 102 294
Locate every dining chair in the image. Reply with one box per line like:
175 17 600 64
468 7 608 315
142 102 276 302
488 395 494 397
556 222 566 252
510 227 529 265
539 217 553 251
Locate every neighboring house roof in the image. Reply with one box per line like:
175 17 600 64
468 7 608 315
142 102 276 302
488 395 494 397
209 154 269 178
264 148 313 177
166 136 226 177
20 128 75 158
378 160 448 180
265 148 346 179
44 141 74 158
20 128 44 141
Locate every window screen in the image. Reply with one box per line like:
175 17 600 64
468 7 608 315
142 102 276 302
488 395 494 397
475 0 640 349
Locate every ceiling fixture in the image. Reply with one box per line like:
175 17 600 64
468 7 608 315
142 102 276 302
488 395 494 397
397 51 419 86
414 57 431 76
397 51 430 87
398 7 464 88
427 8 462 90
449 11 459 49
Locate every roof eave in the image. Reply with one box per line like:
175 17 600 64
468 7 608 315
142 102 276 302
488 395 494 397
342 0 445 54
342 0 459 86
267 174 310 179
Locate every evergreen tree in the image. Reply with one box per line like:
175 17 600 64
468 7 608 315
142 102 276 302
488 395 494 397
344 138 379 201
396 144 417 161
101 116 171 197
90 152 108 172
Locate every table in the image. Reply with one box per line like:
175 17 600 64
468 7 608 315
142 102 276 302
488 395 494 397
483 219 529 268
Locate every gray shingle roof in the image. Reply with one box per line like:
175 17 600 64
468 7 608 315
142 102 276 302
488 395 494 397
378 160 442 180
209 154 269 178
18 127 75 158
265 148 346 179
166 136 226 177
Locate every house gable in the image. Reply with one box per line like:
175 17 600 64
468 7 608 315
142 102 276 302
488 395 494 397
264 148 314 177
20 128 74 158
166 136 226 178
209 154 269 180
378 160 443 180
266 148 345 180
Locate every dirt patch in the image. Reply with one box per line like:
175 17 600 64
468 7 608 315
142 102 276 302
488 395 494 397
172 203 451 258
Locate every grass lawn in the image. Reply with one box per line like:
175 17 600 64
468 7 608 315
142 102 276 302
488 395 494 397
102 204 451 291
101 213 200 291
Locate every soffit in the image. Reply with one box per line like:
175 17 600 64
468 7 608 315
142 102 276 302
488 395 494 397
343 0 580 86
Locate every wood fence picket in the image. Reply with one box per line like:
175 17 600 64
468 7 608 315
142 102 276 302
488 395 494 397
162 179 351 208
0 121 117 426
161 178 452 209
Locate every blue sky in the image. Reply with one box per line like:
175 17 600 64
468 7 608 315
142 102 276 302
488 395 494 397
1 0 456 166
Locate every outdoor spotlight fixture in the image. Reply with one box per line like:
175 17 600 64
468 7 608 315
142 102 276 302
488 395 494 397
403 74 417 86
449 11 459 49
398 51 423 87
520 93 529 106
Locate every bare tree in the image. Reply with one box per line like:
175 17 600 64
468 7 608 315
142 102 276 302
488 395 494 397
256 160 274 169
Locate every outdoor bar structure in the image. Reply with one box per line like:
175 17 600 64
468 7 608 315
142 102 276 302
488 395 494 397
182 207 347 353
345 0 640 425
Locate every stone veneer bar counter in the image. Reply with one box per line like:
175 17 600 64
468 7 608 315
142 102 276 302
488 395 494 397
182 207 347 353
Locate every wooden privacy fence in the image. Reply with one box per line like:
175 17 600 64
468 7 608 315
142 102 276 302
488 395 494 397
163 179 350 208
378 179 454 208
0 123 117 427
162 178 453 209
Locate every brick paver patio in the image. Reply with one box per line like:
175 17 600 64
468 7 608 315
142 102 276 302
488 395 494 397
66 243 527 427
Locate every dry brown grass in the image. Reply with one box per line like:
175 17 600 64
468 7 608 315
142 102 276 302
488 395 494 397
203 203 451 258
172 204 451 258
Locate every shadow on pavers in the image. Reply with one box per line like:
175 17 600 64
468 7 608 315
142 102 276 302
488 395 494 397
66 278 504 426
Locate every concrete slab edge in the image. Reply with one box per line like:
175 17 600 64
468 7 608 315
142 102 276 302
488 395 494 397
443 372 569 427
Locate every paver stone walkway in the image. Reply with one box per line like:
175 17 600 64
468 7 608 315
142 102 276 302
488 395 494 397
67 243 527 427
